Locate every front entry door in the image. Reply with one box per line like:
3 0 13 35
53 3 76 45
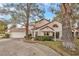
56 32 59 39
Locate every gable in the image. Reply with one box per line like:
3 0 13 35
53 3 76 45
32 20 62 31
48 21 61 26
40 26 54 32
34 19 49 28
46 21 62 28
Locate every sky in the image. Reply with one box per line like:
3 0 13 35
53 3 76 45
0 3 59 21
44 4 56 20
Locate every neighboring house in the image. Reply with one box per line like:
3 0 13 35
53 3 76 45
72 20 79 38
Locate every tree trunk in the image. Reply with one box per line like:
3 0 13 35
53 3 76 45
77 21 79 38
61 3 75 50
25 4 30 40
62 15 75 49
77 21 79 28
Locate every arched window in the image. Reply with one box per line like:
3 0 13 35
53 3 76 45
53 24 58 27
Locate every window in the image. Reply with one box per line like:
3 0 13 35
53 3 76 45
47 32 49 35
52 32 54 38
76 32 78 35
44 32 49 36
35 32 38 36
53 24 58 27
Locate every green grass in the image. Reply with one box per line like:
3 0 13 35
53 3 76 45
37 41 70 56
24 39 79 56
37 39 79 56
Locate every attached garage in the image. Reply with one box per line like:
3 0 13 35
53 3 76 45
9 28 26 38
10 32 25 38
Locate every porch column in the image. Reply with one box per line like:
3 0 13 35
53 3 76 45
33 32 36 37
54 32 56 41
74 31 76 39
59 32 61 40
49 32 52 36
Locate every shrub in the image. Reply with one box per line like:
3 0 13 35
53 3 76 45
0 34 5 38
24 36 26 38
34 36 53 41
24 34 32 39
77 36 79 39
3 33 10 38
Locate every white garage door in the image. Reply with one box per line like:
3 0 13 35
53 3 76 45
10 32 25 38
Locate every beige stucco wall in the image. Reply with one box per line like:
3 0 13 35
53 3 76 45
47 21 62 39
47 21 62 31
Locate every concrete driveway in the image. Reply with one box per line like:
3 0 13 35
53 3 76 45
0 39 60 56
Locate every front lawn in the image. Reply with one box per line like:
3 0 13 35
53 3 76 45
37 41 70 56
37 39 79 56
24 39 79 56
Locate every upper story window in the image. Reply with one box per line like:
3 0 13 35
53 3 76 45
53 24 58 28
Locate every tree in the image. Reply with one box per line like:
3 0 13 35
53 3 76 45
16 3 45 40
0 4 18 28
50 3 76 50
61 3 75 50
0 3 45 40
78 21 79 28
0 21 7 34
25 4 30 40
